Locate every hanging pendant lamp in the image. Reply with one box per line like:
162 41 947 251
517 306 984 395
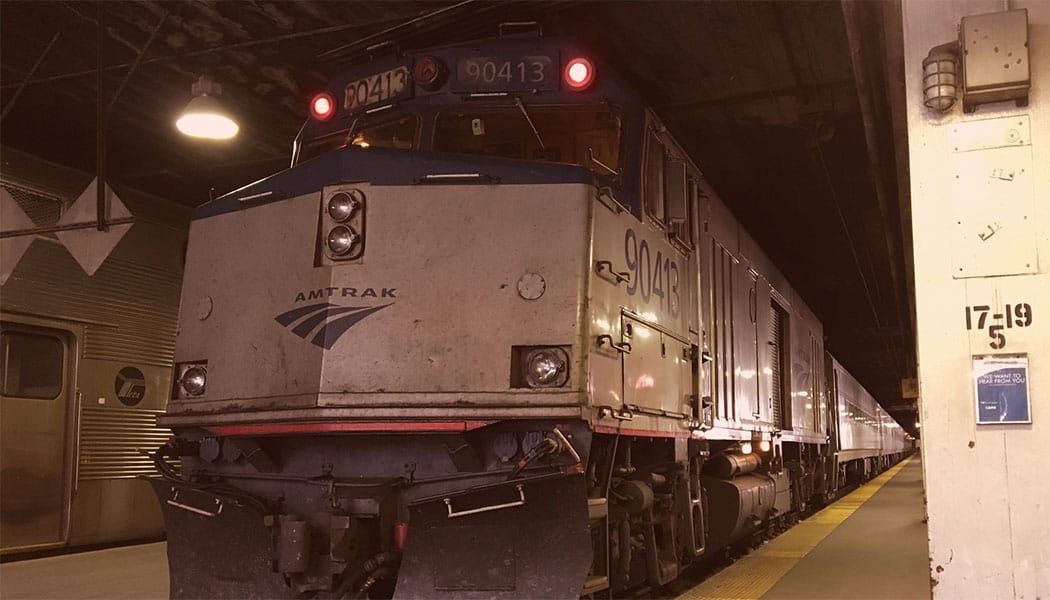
176 75 239 140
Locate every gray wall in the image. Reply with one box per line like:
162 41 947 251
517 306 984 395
902 1 1049 596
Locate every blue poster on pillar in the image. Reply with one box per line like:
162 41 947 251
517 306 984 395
973 355 1031 425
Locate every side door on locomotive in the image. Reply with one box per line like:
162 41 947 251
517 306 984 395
591 112 702 434
627 116 701 427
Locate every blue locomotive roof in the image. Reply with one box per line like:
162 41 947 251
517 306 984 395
195 146 598 220
302 36 640 143
196 36 645 220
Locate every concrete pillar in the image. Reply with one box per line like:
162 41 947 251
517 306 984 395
902 1 1049 597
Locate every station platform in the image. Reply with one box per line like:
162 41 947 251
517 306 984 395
0 541 168 599
1 459 927 600
678 456 930 600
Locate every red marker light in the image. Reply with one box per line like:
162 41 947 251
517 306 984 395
311 93 335 121
564 57 595 91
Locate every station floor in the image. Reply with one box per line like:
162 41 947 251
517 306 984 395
0 541 168 599
678 456 930 600
1 458 928 600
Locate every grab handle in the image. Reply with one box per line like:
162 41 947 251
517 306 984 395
167 488 224 518
445 484 525 518
597 334 632 354
415 173 500 185
595 260 631 286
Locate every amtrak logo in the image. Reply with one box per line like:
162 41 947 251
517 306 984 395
274 302 392 349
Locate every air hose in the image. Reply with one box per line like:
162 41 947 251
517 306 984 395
333 551 400 599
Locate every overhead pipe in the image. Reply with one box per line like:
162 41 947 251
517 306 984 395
319 0 475 60
106 10 169 118
0 32 60 123
92 6 167 232
0 20 394 91
0 218 136 240
96 2 108 232
840 0 912 380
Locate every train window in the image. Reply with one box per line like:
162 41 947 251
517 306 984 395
434 106 621 174
644 131 665 222
1 331 64 400
350 115 417 150
671 176 697 248
299 115 420 163
299 131 350 163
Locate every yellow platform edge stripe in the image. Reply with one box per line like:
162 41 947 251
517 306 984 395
676 457 914 600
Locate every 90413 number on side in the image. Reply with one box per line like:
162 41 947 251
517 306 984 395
624 228 680 318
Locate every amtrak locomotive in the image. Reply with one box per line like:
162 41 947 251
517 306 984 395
152 32 911 598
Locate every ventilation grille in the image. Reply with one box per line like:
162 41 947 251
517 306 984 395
770 304 782 429
78 407 173 480
1 242 180 366
710 241 738 420
3 183 64 229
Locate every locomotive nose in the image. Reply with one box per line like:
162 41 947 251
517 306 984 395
171 177 591 413
312 181 589 401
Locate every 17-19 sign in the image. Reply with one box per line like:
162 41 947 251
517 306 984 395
964 302 1033 349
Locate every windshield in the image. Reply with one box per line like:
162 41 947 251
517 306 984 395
434 106 621 174
299 114 419 163
296 106 621 174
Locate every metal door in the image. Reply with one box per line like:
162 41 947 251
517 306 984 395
727 260 759 421
621 313 692 418
1 323 71 552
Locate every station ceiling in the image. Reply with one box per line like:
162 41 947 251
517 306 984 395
0 1 917 434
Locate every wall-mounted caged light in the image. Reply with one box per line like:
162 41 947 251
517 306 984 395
176 75 239 140
922 42 959 112
920 9 1031 115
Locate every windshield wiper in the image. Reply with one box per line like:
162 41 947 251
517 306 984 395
514 96 545 150
586 147 618 176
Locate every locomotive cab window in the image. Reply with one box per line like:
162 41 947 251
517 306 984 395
1 330 64 400
350 115 417 150
299 114 420 163
299 131 349 163
644 131 666 222
645 131 695 247
673 175 697 248
434 106 621 174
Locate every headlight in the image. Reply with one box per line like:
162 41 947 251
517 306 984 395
180 365 207 397
320 187 365 263
327 191 360 223
524 348 569 388
326 225 359 256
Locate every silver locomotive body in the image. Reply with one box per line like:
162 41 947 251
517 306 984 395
1 147 189 555
154 36 910 598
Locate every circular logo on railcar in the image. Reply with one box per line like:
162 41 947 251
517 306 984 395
115 367 146 406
